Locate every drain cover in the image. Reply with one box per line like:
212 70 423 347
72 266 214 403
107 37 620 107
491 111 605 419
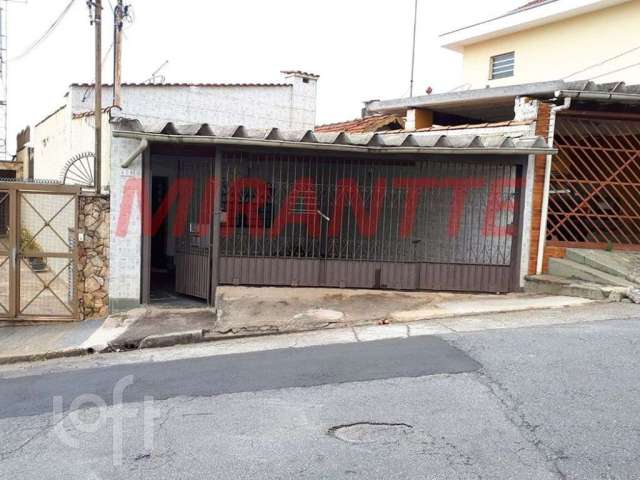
328 422 413 444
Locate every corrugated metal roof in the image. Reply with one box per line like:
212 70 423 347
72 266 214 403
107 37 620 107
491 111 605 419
112 118 554 155
367 80 640 117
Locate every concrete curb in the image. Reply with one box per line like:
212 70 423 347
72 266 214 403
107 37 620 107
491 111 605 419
137 330 207 349
0 297 610 366
0 347 92 366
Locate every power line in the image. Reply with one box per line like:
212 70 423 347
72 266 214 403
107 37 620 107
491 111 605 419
9 0 77 62
588 60 640 81
564 44 640 80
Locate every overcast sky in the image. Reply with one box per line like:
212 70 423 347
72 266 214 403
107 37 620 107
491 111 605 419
6 0 522 152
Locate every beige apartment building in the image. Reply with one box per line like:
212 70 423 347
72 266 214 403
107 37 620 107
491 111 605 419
440 0 640 89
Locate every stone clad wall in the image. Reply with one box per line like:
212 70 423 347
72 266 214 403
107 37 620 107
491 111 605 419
78 194 110 319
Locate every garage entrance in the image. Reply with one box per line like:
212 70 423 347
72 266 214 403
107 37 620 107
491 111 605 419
217 151 524 293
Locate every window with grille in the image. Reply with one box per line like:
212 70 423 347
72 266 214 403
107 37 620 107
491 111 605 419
490 52 515 80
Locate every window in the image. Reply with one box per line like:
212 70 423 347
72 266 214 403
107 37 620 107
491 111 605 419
490 52 515 80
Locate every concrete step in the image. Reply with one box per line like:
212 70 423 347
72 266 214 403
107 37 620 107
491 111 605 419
565 249 640 282
524 274 617 301
548 258 636 288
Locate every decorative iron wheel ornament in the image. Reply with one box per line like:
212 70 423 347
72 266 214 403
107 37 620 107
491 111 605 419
60 152 95 188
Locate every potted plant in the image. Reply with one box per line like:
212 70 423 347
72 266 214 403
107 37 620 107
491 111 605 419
20 228 48 272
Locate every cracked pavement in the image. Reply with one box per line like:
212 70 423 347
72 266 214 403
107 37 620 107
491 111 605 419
1 307 640 479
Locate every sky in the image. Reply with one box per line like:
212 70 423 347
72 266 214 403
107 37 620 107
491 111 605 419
5 0 522 153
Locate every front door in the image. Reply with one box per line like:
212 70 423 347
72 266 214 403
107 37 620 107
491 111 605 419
174 157 212 300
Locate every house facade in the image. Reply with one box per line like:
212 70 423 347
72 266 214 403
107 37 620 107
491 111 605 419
440 0 640 89
107 119 552 312
30 71 319 188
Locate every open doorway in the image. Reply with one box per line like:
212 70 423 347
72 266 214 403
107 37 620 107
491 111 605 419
148 155 211 308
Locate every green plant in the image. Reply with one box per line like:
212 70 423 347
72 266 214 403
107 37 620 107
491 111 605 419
605 241 614 252
20 228 43 254
20 228 48 272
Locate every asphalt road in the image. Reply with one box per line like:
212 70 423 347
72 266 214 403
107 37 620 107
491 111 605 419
1 315 640 479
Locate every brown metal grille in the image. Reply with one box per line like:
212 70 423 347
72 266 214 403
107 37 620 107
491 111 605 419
0 183 79 320
0 190 10 315
548 114 640 247
217 151 523 293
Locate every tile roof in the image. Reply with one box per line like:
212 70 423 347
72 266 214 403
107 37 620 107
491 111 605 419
315 114 405 133
412 120 534 132
112 118 554 156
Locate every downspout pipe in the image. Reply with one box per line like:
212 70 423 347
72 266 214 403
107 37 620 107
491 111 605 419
121 138 148 169
536 95 571 274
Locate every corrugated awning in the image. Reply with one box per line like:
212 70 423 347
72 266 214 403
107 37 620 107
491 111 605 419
112 118 556 162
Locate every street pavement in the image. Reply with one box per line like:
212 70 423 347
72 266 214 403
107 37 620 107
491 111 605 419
1 305 640 479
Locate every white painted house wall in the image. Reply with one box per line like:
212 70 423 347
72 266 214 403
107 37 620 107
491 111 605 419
32 71 318 187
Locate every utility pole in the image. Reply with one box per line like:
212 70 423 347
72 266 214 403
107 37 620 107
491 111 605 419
92 0 102 193
113 0 124 107
0 1 8 161
409 0 418 97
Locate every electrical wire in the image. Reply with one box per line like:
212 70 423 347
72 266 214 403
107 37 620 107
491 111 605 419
563 44 640 80
9 0 77 62
587 60 640 82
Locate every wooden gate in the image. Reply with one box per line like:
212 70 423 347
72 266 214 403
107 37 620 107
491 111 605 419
548 112 640 248
0 183 79 321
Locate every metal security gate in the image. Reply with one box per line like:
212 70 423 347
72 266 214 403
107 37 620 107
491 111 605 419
217 151 524 293
0 183 79 321
548 112 640 248
174 157 212 299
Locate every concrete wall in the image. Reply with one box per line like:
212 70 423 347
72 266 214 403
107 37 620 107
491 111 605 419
34 72 318 189
461 0 640 88
109 137 143 312
0 160 23 179
32 105 70 181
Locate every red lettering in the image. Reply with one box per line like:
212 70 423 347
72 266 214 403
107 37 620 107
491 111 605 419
483 178 520 237
115 177 143 237
329 178 387 238
270 177 321 238
393 178 437 238
444 178 485 237
222 178 269 237
145 178 194 238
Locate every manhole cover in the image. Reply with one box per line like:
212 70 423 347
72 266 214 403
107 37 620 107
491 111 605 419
328 422 413 444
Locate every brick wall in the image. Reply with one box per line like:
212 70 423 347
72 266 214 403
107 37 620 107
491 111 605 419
528 102 552 275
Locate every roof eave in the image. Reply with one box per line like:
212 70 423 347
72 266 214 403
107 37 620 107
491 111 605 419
112 130 556 157
439 0 632 51
366 81 565 115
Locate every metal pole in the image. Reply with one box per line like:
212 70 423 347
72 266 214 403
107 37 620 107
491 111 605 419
113 0 123 107
0 1 8 161
94 0 102 193
409 0 418 97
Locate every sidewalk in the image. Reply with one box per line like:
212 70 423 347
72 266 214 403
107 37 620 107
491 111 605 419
0 288 611 365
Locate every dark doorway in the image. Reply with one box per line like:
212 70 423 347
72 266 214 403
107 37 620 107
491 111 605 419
148 155 210 308
151 176 169 270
